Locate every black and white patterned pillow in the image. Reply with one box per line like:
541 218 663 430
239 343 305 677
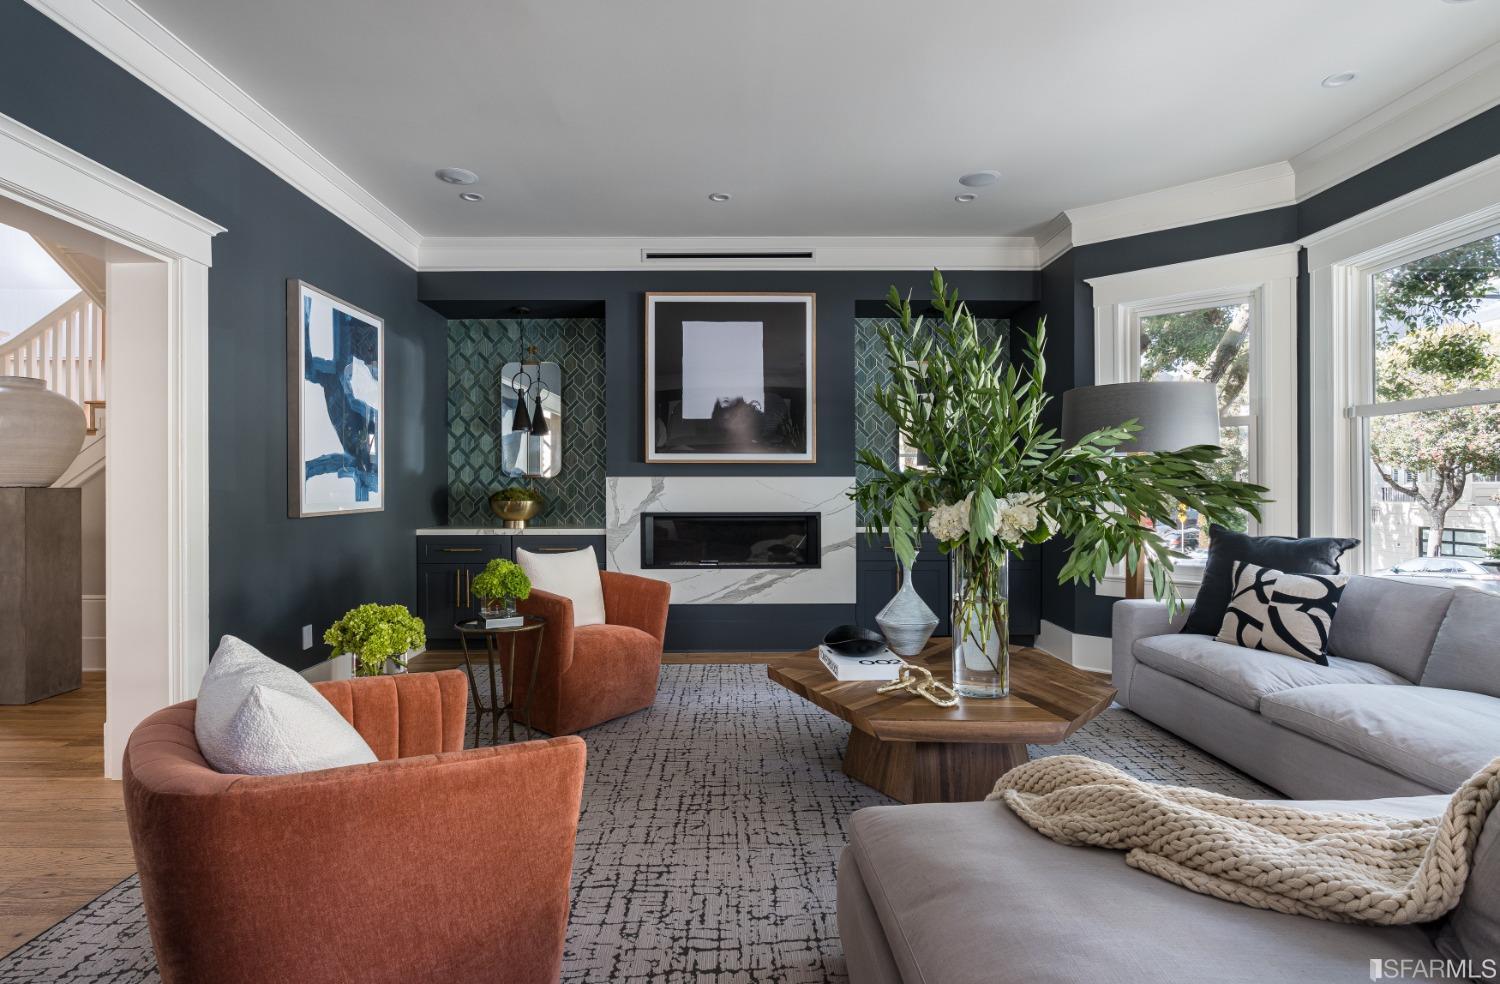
1216 561 1349 665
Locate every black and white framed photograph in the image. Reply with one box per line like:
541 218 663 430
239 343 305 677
644 292 816 463
286 279 384 517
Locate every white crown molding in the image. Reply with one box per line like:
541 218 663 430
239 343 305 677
1291 40 1500 203
1033 214 1074 268
25 0 423 268
1061 162 1298 249
419 236 1038 272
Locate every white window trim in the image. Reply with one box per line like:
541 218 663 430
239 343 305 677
1086 245 1300 597
1304 152 1500 573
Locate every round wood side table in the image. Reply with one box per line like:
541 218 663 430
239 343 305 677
454 615 547 745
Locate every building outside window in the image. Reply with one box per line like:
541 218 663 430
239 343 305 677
1417 526 1488 558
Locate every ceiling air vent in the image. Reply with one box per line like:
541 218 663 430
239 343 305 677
640 249 816 262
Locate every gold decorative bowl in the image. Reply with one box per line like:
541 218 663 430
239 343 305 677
489 495 542 529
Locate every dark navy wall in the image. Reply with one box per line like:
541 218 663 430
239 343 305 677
0 1 448 671
418 270 1036 481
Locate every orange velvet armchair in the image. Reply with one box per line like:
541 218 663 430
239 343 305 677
513 570 672 736
122 670 585 984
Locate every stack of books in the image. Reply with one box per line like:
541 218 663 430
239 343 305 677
482 614 526 629
817 644 903 682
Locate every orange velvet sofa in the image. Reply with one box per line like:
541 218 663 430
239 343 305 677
513 570 671 736
122 670 585 984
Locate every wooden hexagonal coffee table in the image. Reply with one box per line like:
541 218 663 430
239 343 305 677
768 639 1115 803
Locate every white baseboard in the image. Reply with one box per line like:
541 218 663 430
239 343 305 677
1036 619 1113 674
82 594 105 671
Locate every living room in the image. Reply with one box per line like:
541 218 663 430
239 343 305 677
1 1 1500 982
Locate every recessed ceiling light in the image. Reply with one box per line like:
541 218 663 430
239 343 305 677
954 193 978 203
1442 0 1480 5
435 167 479 185
708 192 732 202
458 191 484 202
1321 71 1358 88
959 170 1002 188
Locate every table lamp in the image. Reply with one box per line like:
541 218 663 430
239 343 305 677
1060 381 1221 598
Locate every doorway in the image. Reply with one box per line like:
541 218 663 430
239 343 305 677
0 112 221 779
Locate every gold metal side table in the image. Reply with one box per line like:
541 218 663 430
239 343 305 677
454 616 547 745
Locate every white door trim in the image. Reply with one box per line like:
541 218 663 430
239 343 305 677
0 111 222 778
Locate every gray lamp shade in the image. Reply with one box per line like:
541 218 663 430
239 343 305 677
1060 381 1220 453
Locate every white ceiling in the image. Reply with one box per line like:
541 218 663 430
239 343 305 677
132 0 1500 240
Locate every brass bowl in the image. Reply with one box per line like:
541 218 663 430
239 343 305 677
489 494 542 529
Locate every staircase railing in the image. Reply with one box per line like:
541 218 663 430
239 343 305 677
0 291 106 404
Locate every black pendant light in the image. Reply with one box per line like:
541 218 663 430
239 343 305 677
529 381 550 436
509 369 533 433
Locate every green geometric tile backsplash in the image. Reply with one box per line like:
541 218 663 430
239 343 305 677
852 317 1008 523
447 319 606 527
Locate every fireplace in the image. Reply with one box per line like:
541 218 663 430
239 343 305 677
641 512 821 570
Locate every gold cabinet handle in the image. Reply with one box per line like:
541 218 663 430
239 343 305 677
454 569 460 604
465 569 472 607
535 546 577 553
439 547 482 553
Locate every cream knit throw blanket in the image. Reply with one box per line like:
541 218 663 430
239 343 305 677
988 754 1500 925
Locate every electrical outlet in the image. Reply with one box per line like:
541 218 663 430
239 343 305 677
301 624 313 650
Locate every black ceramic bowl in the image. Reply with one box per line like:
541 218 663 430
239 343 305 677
823 624 886 658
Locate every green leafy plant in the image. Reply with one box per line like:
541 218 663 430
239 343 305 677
853 271 1268 645
470 558 531 604
324 603 426 677
495 487 543 503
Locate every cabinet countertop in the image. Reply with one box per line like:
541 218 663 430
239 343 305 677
417 527 606 536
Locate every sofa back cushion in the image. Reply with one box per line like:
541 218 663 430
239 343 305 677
1421 587 1500 698
1327 576 1454 681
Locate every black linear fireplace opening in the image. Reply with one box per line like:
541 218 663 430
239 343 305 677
641 512 821 569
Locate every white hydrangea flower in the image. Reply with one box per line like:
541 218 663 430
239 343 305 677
926 498 970 542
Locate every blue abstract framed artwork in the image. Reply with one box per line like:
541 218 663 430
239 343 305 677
286 280 383 517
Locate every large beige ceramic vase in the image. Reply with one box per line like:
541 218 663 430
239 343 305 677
0 376 86 486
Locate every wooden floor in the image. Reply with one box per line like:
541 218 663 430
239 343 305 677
0 672 136 959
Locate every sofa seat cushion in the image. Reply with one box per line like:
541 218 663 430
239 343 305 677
1261 685 1500 793
1133 633 1408 711
845 799 1453 984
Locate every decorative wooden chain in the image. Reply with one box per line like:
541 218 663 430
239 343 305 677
876 662 958 707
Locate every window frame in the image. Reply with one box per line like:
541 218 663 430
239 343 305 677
1306 165 1500 574
1086 245 1300 597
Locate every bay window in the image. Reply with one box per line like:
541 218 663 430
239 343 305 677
1087 245 1299 595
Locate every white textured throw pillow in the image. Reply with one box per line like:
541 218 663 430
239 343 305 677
1216 561 1349 665
194 635 377 776
517 545 607 627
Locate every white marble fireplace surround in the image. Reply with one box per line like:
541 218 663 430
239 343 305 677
606 476 856 604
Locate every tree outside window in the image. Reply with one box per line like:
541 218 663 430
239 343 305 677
1370 235 1500 558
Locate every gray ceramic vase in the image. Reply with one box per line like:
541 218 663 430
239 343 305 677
0 376 85 487
875 558 940 657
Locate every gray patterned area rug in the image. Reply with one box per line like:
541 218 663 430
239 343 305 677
0 663 1271 983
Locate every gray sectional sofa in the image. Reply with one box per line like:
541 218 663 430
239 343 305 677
837 577 1500 983
1112 575 1499 799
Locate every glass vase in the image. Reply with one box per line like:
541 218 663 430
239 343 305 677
950 546 1010 698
